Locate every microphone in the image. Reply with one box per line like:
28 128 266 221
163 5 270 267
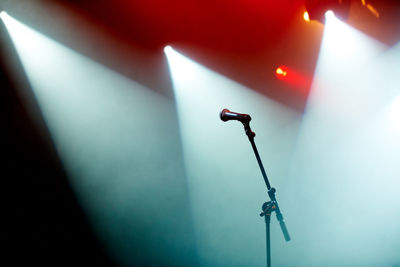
220 109 251 123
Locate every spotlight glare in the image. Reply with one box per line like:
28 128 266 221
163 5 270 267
0 11 8 20
303 11 310 22
325 10 335 20
164 45 173 54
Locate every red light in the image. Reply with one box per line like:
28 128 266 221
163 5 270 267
275 65 312 93
276 66 288 78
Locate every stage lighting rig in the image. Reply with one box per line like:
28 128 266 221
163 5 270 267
305 0 350 23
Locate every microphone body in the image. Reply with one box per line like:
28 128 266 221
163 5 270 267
220 109 251 123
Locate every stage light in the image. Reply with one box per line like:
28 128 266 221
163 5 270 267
275 65 311 92
360 0 380 18
303 11 310 22
0 11 6 19
325 10 335 20
276 66 288 78
164 45 173 54
305 0 350 23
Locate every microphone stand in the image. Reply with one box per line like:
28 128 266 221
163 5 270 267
242 121 291 267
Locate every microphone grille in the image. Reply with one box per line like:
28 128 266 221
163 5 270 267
220 108 230 121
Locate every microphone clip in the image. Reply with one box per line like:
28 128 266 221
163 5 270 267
242 121 255 139
260 201 276 217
